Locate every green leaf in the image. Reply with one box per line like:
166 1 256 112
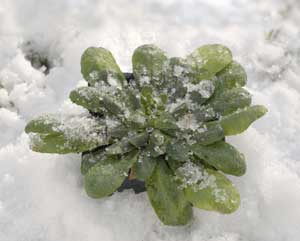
192 123 224 145
187 44 232 82
184 168 240 213
29 131 107 154
192 141 246 176
70 87 123 116
208 105 267 136
81 47 125 87
69 87 106 113
84 150 139 198
81 147 106 175
128 132 149 148
216 60 247 90
132 44 168 89
146 161 193 226
107 125 128 139
28 116 109 154
150 112 179 136
166 141 190 162
25 114 60 134
133 151 156 181
105 138 135 155
192 106 217 123
207 88 251 116
140 86 155 115
124 88 141 111
126 110 147 130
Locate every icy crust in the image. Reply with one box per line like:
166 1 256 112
24 43 267 226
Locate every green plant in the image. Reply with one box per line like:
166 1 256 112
25 44 267 226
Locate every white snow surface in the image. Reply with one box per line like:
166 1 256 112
1 0 300 240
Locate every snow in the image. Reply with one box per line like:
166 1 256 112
1 0 300 241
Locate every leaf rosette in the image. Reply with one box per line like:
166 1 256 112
25 44 267 226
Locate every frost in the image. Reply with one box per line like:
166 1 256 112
184 80 215 99
107 73 122 89
175 161 216 191
176 113 199 131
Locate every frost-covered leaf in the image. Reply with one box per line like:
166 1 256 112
183 167 240 213
147 130 169 157
186 80 215 105
187 44 232 82
28 115 109 154
81 47 125 87
208 105 267 135
171 102 189 120
84 150 139 198
128 132 149 148
69 87 106 113
105 138 135 155
133 151 156 181
70 87 124 116
192 123 224 145
25 114 61 134
162 57 188 101
192 141 246 176
207 87 252 116
107 124 128 139
140 86 155 115
132 44 168 88
146 161 193 226
126 111 147 130
166 141 190 162
124 88 141 111
150 112 179 136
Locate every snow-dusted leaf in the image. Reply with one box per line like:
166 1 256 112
132 44 168 88
192 123 224 145
147 130 169 157
124 88 141 111
25 114 61 134
150 112 179 136
84 150 139 198
126 110 147 130
105 138 135 155
208 105 267 135
128 132 149 148
186 80 215 105
146 161 193 226
184 168 240 213
192 141 246 176
166 141 189 162
187 44 232 82
140 86 155 115
28 115 109 154
207 87 252 116
81 47 125 87
70 87 123 116
162 57 188 101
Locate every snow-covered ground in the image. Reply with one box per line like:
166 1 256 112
1 0 300 240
